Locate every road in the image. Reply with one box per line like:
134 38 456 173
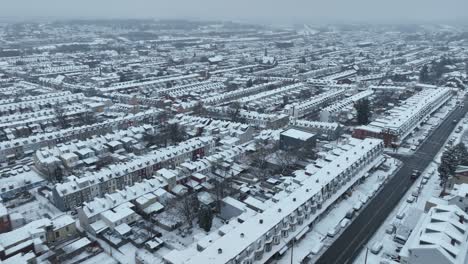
315 96 468 264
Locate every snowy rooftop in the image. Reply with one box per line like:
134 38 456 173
400 204 468 264
280 128 315 141
172 138 383 264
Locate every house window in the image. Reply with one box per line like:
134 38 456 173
55 231 60 238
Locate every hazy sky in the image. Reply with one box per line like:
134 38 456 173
1 0 467 23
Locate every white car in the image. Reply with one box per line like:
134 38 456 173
327 227 340 237
353 201 363 211
407 196 416 203
340 218 350 228
370 242 383 254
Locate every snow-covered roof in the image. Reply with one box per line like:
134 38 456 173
174 138 383 264
400 204 468 264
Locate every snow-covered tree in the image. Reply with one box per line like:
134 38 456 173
198 206 213 232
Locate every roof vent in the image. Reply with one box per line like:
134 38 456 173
218 248 222 254
278 208 282 213
293 198 296 202
259 219 263 224
240 233 245 238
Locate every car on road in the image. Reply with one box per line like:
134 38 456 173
406 196 415 203
411 190 419 197
421 178 428 185
411 169 421 180
410 145 417 151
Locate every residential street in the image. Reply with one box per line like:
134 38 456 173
316 95 468 264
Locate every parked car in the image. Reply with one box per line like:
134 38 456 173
370 242 383 254
340 218 350 228
407 196 415 203
385 224 396 235
327 227 340 237
396 211 405 220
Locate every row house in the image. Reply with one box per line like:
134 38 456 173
400 205 468 264
353 87 453 146
173 115 254 144
0 215 76 261
320 89 374 122
207 107 290 129
155 81 225 98
0 105 91 132
106 93 160 107
77 178 167 235
33 125 153 176
161 144 249 185
284 88 348 118
0 93 85 117
238 83 306 105
289 119 342 140
0 109 159 163
202 81 282 105
0 91 73 105
52 137 214 211
165 138 385 264
100 73 201 93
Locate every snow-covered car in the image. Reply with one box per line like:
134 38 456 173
370 241 383 254
353 201 363 211
406 196 415 203
340 218 350 228
327 227 340 237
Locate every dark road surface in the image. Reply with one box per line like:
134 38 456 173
316 95 468 264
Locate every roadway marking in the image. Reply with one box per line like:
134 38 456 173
318 106 468 264
333 166 412 264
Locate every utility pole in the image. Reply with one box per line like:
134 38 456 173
290 238 294 264
364 247 369 264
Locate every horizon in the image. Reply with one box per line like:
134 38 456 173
0 0 467 25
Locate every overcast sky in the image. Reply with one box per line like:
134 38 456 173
1 0 467 24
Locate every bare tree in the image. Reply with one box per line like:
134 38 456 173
54 105 68 129
193 101 207 116
228 101 244 122
250 140 276 179
173 191 199 228
275 149 299 175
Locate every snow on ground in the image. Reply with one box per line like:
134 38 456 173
156 216 225 250
353 110 468 264
79 252 118 264
7 189 63 223
275 158 401 264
